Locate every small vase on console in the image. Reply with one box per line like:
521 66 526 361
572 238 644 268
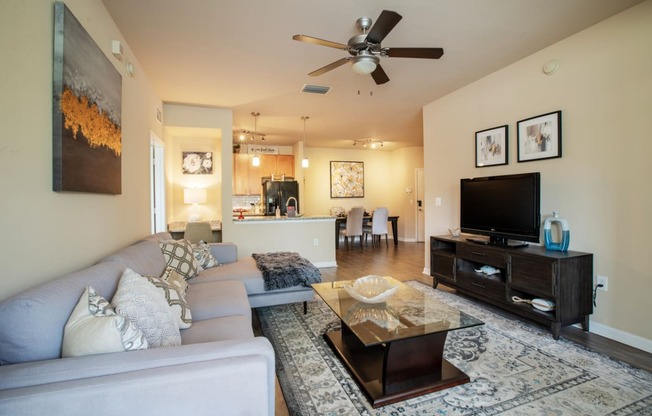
544 211 570 252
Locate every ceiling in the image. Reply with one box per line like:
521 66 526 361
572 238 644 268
102 0 643 150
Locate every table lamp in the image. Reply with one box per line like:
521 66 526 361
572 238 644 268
184 188 207 222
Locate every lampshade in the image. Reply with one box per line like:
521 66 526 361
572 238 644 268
252 154 260 166
302 157 309 168
183 188 207 205
351 54 378 75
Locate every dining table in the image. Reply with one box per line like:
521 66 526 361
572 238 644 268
334 215 399 249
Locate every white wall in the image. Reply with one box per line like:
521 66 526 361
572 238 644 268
423 1 652 348
0 0 163 301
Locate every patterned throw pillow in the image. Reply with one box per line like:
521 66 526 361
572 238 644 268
112 268 181 348
144 275 192 329
162 267 189 295
159 239 199 280
62 286 148 357
192 241 219 269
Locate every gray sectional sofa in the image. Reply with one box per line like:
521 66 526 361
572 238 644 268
0 232 314 415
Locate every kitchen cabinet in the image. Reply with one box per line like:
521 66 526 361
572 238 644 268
233 154 261 195
260 155 294 178
233 154 295 195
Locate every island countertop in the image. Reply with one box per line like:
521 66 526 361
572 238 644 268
233 215 334 222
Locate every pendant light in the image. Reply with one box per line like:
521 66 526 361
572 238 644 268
251 112 260 167
301 116 310 168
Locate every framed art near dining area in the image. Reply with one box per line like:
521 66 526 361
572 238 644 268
52 2 122 194
517 111 562 162
475 125 508 167
330 161 364 198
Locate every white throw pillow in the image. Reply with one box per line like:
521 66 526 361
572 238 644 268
192 241 220 269
144 274 192 329
159 239 200 280
62 286 148 357
112 268 181 348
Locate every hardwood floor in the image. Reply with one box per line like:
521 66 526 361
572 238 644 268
259 240 652 415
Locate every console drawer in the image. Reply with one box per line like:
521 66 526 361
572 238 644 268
457 244 506 268
456 272 504 301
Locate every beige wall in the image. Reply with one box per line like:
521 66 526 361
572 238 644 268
164 127 222 223
301 146 424 241
423 1 652 349
0 0 163 301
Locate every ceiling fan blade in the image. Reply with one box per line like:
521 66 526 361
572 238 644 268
366 10 402 45
292 34 348 51
308 58 351 77
371 64 390 85
385 47 444 59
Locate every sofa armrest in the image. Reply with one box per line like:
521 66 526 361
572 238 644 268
0 337 275 416
209 242 238 264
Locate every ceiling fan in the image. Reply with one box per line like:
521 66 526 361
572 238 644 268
292 10 444 85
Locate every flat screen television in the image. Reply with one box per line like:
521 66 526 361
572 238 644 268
460 172 540 247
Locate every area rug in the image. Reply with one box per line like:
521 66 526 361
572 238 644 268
257 281 652 415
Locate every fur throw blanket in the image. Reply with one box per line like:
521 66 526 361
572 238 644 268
251 252 322 291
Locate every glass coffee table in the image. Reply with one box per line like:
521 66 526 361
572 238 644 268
312 277 484 408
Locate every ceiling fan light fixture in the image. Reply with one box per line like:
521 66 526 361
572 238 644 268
351 54 378 75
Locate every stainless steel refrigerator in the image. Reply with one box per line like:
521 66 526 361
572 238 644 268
263 180 299 216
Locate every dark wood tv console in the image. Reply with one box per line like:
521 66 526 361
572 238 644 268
430 235 593 339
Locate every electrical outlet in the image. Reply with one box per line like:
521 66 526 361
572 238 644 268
596 275 608 291
313 238 319 246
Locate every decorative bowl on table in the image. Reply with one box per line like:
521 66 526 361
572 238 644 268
344 275 398 304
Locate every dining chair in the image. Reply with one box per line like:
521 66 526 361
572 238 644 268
363 207 389 247
341 207 364 249
183 221 213 244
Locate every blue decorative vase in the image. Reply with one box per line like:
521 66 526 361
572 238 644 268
544 211 570 252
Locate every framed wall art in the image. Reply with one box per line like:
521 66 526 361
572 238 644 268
330 161 364 198
475 125 508 167
517 110 562 162
182 151 213 174
52 2 122 194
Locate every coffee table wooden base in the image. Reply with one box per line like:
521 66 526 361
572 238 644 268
324 325 471 408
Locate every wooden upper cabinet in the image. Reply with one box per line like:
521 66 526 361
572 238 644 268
259 155 294 178
275 155 294 177
233 154 262 195
233 154 294 195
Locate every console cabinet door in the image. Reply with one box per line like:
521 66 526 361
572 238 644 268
509 254 556 298
431 251 455 282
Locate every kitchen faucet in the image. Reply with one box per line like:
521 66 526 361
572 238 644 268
286 197 298 215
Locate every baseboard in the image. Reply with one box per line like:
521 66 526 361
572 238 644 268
423 267 430 276
589 321 652 354
314 261 337 268
398 237 417 242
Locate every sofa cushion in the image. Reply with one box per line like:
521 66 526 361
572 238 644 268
112 268 181 348
62 287 148 357
144 275 192 329
0 262 126 365
189 257 263 292
159 239 200 280
184 280 251 321
99 239 168 278
180 315 254 345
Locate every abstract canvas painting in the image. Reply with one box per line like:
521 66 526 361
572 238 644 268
330 161 364 198
53 2 122 194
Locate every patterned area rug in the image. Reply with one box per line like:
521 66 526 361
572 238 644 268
257 281 652 415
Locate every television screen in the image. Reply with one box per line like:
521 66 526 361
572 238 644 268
460 172 540 245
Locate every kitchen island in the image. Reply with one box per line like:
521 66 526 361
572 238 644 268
229 215 337 268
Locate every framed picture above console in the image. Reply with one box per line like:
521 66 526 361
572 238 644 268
517 110 562 162
475 125 508 167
